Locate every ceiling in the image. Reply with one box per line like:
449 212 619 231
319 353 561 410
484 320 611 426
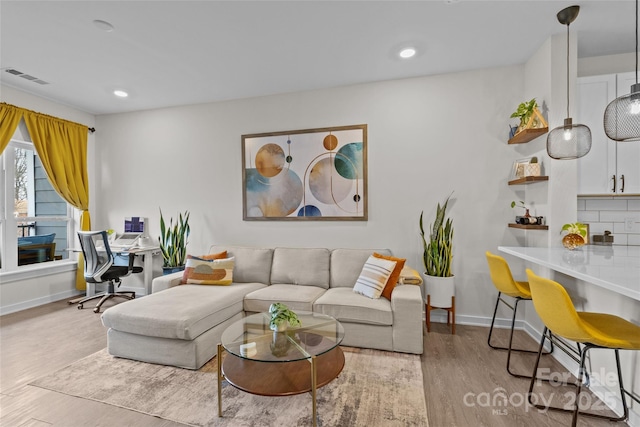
0 1 634 115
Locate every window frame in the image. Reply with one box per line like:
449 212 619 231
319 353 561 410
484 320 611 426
0 138 77 278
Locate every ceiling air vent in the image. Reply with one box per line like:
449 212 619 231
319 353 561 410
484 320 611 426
3 68 49 85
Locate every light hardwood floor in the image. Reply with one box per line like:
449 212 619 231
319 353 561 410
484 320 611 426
0 298 630 426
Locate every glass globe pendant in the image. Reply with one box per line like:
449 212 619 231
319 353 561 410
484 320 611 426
547 5 592 160
604 0 640 142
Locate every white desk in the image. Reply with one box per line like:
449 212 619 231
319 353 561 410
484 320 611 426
74 246 161 297
498 245 640 301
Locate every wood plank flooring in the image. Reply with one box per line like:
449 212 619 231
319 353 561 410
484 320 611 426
0 298 630 426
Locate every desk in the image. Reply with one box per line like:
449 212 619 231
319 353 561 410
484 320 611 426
498 245 640 301
71 246 160 297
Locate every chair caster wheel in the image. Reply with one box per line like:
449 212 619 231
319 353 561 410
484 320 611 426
93 307 100 313
78 304 83 310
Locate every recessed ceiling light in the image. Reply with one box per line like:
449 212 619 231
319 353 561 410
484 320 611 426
93 19 114 32
399 47 416 59
113 90 128 98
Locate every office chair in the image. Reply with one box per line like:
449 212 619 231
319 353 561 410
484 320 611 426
526 269 640 426
485 251 553 378
76 230 142 313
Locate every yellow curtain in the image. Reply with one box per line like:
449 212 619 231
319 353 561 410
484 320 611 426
1 103 92 290
0 103 24 153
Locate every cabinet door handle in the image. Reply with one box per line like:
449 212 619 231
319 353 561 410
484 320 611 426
620 174 625 193
612 174 616 193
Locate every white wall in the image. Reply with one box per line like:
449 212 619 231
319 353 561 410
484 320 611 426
95 65 527 320
578 52 635 77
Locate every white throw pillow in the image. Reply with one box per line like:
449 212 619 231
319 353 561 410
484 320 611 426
353 255 397 299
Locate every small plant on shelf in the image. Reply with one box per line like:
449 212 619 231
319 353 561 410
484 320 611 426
269 303 301 331
510 200 530 216
510 98 539 132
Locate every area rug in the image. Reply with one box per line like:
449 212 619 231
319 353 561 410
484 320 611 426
30 347 428 427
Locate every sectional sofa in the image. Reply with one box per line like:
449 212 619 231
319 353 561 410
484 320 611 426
101 246 424 369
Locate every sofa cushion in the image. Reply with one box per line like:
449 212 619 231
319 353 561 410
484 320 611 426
270 247 330 289
243 284 326 313
181 251 227 284
209 245 273 284
330 248 392 288
353 255 397 299
101 282 266 340
373 252 406 300
184 256 234 285
313 288 393 326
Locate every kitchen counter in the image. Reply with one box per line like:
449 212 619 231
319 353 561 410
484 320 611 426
498 245 640 301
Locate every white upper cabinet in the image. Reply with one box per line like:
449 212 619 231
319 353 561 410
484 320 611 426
577 72 640 195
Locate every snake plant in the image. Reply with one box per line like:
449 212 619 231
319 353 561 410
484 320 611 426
420 195 453 277
158 209 190 268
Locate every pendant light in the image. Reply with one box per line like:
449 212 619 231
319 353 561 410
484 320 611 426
603 0 640 142
547 5 592 160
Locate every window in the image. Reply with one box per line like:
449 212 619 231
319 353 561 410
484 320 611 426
1 139 73 271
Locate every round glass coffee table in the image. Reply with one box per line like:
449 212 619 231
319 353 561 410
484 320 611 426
217 311 345 426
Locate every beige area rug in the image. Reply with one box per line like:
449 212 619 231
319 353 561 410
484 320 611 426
30 347 428 427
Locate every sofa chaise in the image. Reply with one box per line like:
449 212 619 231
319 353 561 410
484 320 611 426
101 246 424 369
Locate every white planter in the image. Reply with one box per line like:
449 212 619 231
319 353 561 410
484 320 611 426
425 275 455 308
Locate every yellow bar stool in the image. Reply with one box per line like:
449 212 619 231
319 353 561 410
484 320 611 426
526 269 640 426
485 251 553 378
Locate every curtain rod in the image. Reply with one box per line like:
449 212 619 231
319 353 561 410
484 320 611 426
1 102 96 133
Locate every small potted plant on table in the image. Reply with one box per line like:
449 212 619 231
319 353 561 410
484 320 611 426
269 303 301 332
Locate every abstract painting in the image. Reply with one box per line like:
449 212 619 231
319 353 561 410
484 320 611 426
242 124 367 221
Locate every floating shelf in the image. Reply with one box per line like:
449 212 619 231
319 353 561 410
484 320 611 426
508 127 549 144
508 176 549 185
508 223 549 230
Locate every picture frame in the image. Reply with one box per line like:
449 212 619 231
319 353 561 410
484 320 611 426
511 157 532 180
242 124 367 221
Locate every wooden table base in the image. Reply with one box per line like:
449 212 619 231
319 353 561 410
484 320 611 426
217 344 345 426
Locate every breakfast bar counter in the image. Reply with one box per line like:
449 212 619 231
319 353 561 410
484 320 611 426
498 245 640 301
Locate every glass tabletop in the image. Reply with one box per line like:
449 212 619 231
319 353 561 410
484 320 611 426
221 311 345 362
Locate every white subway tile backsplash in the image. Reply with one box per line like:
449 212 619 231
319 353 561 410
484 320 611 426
577 211 599 222
585 199 628 211
613 235 628 245
578 196 640 246
629 234 640 245
600 211 639 222
587 222 614 234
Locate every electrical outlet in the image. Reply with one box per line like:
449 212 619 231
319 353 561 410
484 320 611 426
625 217 635 232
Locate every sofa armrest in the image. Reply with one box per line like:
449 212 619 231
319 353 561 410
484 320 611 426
390 284 424 354
151 271 183 293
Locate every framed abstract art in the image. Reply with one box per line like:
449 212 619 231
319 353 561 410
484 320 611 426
242 124 367 221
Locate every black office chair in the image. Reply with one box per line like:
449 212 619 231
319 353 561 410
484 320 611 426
76 230 142 313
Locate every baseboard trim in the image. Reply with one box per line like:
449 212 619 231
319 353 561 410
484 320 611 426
0 289 81 316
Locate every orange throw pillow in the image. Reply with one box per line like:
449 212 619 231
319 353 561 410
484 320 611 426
181 250 227 284
373 252 406 300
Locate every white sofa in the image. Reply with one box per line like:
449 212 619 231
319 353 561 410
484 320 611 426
101 246 424 369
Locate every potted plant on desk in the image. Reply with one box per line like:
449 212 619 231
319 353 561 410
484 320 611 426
158 209 190 275
419 194 455 333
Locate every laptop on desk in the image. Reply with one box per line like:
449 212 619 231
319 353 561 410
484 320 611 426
111 232 141 249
